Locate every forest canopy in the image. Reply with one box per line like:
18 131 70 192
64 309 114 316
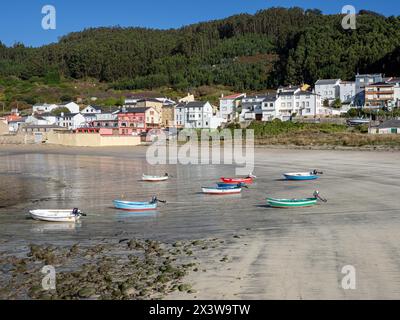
1 7 400 92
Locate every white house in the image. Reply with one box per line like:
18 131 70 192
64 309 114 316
81 105 102 114
339 81 356 105
278 91 322 120
32 103 59 114
33 102 80 115
314 79 356 107
314 79 341 105
240 95 279 121
175 101 223 129
25 115 51 126
59 102 80 114
57 113 86 130
219 93 246 122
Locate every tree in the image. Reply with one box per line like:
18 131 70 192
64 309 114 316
51 107 70 116
333 98 342 109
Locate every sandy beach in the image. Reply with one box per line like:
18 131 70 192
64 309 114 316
1 145 400 299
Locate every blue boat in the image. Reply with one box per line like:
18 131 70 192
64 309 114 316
216 182 247 189
113 196 166 211
283 170 323 181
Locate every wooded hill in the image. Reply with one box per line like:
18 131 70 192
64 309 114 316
1 7 400 92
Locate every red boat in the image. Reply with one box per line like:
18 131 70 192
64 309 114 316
220 177 254 185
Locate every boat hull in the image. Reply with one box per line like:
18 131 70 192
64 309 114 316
113 200 158 211
283 173 319 181
202 187 242 195
220 178 253 185
142 175 169 182
29 210 81 223
267 198 318 208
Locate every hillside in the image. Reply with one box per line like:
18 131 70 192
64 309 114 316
1 7 400 109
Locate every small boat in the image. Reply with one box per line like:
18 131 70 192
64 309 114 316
29 209 84 223
267 191 327 208
142 173 169 182
113 196 166 211
283 170 323 181
220 173 256 185
202 184 245 195
217 182 247 189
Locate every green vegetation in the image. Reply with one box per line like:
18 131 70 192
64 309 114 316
1 7 400 110
245 120 400 148
248 120 347 138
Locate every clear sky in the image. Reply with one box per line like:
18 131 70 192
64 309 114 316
1 0 399 47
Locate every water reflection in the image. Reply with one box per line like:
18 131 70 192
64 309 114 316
31 222 82 233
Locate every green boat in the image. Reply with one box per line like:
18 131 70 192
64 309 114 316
267 191 327 208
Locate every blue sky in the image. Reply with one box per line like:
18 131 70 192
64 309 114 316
1 0 399 47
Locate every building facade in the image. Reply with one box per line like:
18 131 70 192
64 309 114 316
117 107 160 135
175 101 220 129
219 93 246 122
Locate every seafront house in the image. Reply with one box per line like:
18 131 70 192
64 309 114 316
364 82 397 108
314 79 341 105
175 101 223 129
117 107 160 135
240 95 279 121
314 79 356 107
56 113 86 130
219 93 246 122
135 98 165 125
355 73 383 106
369 119 400 134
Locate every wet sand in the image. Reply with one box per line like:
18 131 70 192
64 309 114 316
1 145 400 299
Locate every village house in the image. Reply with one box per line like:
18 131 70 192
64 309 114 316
33 102 80 115
56 113 86 130
240 95 279 121
175 101 223 129
32 103 59 114
219 93 246 122
314 79 341 105
364 82 397 108
117 107 160 135
314 79 356 106
162 105 176 128
369 119 400 134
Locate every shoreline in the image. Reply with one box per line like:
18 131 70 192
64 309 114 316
0 142 400 153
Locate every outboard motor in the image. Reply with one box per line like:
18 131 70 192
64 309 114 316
151 196 158 204
72 208 80 216
313 191 327 203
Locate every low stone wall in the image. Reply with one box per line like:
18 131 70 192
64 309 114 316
0 134 35 145
46 132 141 147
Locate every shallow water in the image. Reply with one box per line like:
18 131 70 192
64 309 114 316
2 146 400 299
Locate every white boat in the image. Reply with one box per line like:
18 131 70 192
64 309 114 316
142 174 169 182
29 209 83 223
201 186 242 195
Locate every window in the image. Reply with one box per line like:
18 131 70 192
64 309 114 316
306 102 310 107
306 108 311 113
296 102 299 107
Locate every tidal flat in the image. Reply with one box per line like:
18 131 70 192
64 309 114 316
1 145 400 299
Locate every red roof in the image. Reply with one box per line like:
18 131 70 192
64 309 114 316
221 93 245 100
6 115 22 122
